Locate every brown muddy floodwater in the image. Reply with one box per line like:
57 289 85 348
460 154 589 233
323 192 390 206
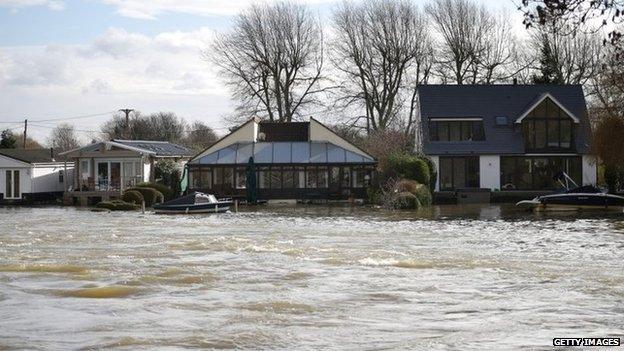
0 205 623 350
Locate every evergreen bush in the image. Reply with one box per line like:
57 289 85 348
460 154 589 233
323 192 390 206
96 200 140 211
122 190 144 205
126 187 164 207
136 182 174 201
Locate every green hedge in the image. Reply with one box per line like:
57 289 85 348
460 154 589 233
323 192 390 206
126 187 164 207
386 153 430 186
136 182 174 201
122 190 144 205
96 200 140 211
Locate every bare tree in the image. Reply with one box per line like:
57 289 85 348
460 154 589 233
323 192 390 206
101 111 186 143
183 121 219 152
208 2 324 123
427 0 494 85
530 24 603 85
49 123 80 152
15 133 43 149
331 0 433 134
520 0 623 50
588 46 624 121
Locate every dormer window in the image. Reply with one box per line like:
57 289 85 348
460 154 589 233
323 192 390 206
429 118 485 142
517 95 577 152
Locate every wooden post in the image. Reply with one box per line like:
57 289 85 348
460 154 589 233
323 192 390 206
234 199 238 213
141 200 145 214
63 160 68 192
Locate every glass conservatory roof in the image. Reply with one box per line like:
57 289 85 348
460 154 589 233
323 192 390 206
190 142 375 165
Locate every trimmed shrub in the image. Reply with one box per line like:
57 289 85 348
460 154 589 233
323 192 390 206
122 190 144 205
136 182 174 201
380 178 432 210
413 183 432 207
393 191 419 209
385 153 430 186
96 200 140 211
127 187 164 207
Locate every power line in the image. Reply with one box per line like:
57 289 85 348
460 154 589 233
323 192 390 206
0 111 116 124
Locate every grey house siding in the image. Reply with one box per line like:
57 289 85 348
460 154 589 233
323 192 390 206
417 85 591 156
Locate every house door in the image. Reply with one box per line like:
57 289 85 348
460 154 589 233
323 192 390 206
5 170 21 199
110 162 121 190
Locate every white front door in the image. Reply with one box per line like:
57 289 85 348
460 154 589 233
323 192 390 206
5 170 21 199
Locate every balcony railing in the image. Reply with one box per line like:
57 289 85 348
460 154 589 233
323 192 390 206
73 176 142 192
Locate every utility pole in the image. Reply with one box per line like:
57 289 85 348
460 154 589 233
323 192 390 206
118 109 134 139
23 119 27 148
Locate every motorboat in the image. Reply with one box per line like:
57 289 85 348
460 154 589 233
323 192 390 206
516 172 624 212
153 192 232 214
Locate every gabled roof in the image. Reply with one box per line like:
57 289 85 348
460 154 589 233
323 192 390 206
189 141 375 165
60 140 194 157
190 117 375 164
0 148 64 164
515 92 580 123
417 84 591 155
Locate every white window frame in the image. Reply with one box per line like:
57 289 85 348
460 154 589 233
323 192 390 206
4 169 21 199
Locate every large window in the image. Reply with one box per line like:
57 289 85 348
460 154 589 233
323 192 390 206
4 170 20 199
500 156 581 190
522 98 575 152
189 168 212 189
429 120 485 141
439 157 480 190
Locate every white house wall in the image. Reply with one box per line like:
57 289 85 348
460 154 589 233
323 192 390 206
0 166 32 197
31 164 72 193
582 155 597 185
0 155 32 197
192 118 258 161
479 156 500 190
309 119 370 157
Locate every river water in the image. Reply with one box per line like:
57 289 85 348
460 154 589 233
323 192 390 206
0 205 623 350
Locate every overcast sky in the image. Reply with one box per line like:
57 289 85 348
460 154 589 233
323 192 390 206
0 0 523 143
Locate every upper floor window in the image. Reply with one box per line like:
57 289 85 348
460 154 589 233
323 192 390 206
429 119 485 142
521 97 574 151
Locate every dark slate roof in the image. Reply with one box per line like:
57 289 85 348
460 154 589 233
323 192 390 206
112 140 194 157
0 148 64 164
418 85 591 155
189 142 376 165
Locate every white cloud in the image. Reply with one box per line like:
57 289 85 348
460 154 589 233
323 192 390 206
0 26 229 143
0 0 65 11
3 45 74 86
100 0 332 19
81 78 113 94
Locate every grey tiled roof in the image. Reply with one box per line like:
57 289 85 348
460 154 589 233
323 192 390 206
0 148 64 164
189 142 376 165
112 140 194 157
418 85 591 155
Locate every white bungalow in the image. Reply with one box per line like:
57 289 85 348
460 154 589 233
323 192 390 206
60 140 194 205
0 148 73 204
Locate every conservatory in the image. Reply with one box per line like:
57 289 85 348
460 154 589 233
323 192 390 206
187 118 377 201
